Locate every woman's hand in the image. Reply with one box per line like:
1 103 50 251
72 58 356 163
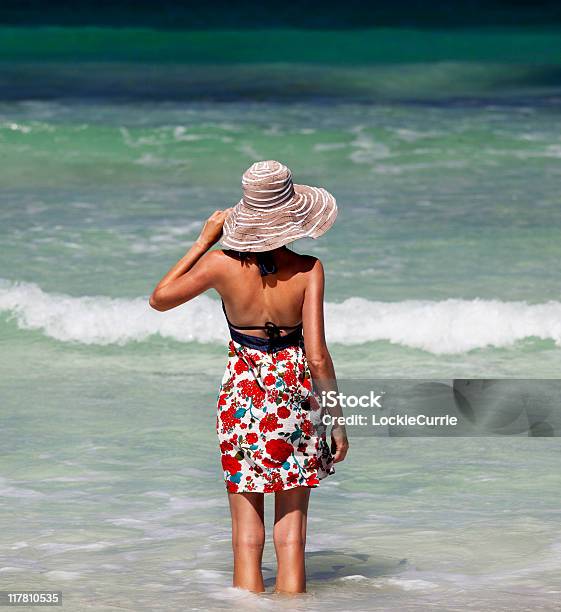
196 208 232 250
331 425 349 463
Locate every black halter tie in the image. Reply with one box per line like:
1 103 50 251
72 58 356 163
263 321 282 339
221 300 302 337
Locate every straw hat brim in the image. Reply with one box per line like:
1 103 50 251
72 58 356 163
220 183 337 253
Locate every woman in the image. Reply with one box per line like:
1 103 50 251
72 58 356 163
149 160 349 594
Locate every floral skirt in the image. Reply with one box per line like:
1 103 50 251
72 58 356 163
216 339 335 493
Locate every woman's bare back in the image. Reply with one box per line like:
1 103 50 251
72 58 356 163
214 247 317 338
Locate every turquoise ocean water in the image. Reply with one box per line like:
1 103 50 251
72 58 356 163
1 27 561 611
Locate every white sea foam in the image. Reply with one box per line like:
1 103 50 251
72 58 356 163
44 570 82 581
339 574 369 581
0 477 46 499
1 279 561 354
0 279 225 345
37 541 114 554
385 577 439 591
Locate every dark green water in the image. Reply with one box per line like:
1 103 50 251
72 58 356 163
2 27 561 63
1 27 561 104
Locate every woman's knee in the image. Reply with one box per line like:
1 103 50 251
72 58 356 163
232 527 265 552
273 525 305 550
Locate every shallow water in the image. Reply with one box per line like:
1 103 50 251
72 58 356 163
1 56 561 610
2 345 561 610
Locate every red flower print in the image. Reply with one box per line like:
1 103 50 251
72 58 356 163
307 456 319 470
221 455 241 474
306 474 319 487
283 370 297 386
265 439 293 464
264 474 285 492
218 393 228 406
239 379 265 408
287 471 299 485
302 377 312 391
259 413 280 433
220 406 240 431
277 405 290 419
246 433 258 444
234 358 248 375
274 349 290 363
301 418 313 436
263 373 276 387
220 440 233 453
226 480 239 492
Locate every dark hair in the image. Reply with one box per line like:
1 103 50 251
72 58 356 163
230 250 277 276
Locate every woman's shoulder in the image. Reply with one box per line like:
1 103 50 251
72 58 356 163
285 251 323 275
193 248 236 280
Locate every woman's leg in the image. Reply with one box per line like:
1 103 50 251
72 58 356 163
227 492 265 592
273 486 311 594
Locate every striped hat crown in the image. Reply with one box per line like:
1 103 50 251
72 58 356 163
220 159 338 253
242 160 295 210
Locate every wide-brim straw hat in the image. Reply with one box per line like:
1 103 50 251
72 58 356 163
220 160 337 252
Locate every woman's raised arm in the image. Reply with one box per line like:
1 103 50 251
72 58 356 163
149 209 230 311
